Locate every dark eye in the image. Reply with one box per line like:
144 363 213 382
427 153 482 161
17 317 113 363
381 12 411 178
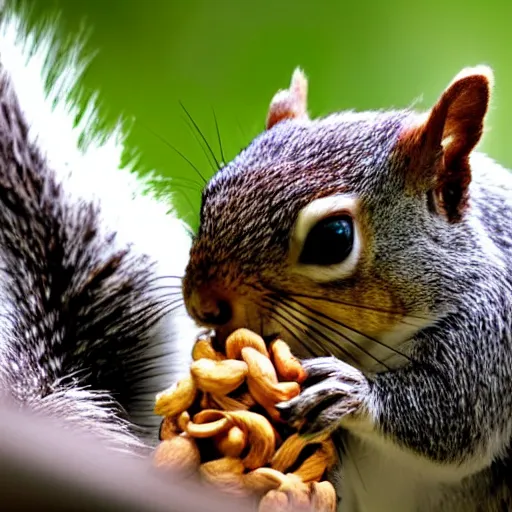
299 215 354 266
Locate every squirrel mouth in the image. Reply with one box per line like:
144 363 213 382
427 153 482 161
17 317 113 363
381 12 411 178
262 333 280 344
207 326 282 352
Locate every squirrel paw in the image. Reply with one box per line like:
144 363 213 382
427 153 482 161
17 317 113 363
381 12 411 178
276 357 370 436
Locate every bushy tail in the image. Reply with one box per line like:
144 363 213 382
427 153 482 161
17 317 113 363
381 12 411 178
0 5 197 453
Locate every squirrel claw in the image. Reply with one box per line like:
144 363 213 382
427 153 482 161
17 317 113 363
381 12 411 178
277 357 370 435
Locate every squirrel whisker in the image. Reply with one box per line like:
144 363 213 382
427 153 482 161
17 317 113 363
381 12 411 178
145 286 184 294
180 100 221 172
145 275 184 285
264 296 361 365
212 107 226 167
256 299 317 357
280 289 431 323
149 175 205 189
139 120 207 185
262 293 355 362
263 297 325 356
166 182 203 193
274 296 391 370
284 296 415 365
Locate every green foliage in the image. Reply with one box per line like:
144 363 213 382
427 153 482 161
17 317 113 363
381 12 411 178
14 0 512 232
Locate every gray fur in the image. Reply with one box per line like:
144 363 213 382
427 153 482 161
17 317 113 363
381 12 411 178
185 100 512 509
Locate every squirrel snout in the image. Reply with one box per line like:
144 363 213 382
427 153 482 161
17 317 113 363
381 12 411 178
186 289 233 327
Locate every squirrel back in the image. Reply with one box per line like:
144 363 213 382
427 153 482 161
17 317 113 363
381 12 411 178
0 8 196 452
183 67 512 511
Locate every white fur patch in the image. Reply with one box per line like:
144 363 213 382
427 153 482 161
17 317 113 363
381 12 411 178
0 8 199 431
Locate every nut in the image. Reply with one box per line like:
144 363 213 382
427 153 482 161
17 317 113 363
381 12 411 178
258 489 292 512
293 450 329 483
243 467 288 494
191 358 248 395
186 409 232 438
226 328 269 359
237 392 257 409
225 410 276 470
200 456 245 478
273 381 301 402
275 473 304 491
242 346 278 385
158 416 178 440
153 328 336 510
154 375 197 417
177 411 191 432
242 347 300 420
258 481 323 512
193 409 228 423
320 439 337 468
271 432 332 473
258 481 337 512
199 457 247 496
210 393 252 411
192 337 225 361
271 433 310 473
215 426 247 458
200 392 211 409
310 481 337 512
153 434 200 474
293 439 337 483
186 418 230 439
271 339 307 383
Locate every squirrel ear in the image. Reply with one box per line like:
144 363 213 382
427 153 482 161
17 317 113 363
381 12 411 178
266 68 309 130
411 66 493 221
426 65 492 166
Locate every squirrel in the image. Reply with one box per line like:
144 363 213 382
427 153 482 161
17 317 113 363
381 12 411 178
0 7 197 454
182 65 512 511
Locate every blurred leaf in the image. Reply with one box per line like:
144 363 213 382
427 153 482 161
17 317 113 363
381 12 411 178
13 0 512 232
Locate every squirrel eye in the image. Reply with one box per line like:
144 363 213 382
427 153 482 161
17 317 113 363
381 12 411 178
299 215 354 266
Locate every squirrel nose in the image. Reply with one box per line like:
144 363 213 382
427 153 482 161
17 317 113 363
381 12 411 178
192 294 233 326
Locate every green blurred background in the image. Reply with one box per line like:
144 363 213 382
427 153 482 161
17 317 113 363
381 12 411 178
14 0 512 232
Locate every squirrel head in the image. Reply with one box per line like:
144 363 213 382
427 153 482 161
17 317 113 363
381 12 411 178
183 66 493 370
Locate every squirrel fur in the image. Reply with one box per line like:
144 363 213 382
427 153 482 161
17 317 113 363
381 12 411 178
0 7 196 454
183 67 512 510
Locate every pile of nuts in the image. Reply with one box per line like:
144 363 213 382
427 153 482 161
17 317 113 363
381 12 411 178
153 328 337 511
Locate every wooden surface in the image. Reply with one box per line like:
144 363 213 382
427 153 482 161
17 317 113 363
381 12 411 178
0 401 257 511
